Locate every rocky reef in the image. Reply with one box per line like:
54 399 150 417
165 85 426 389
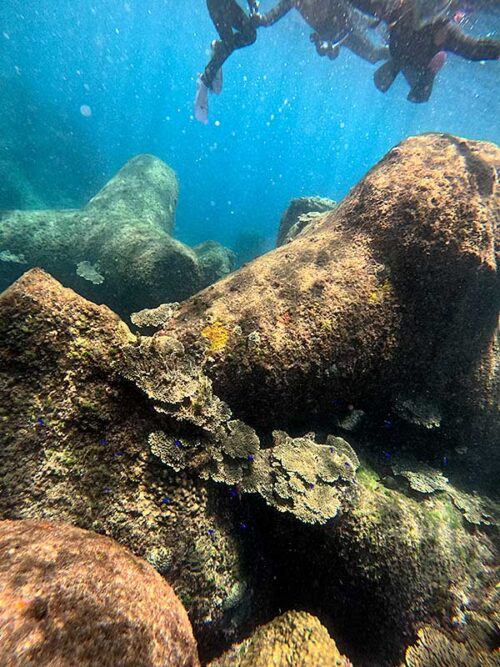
0 268 252 661
0 155 235 317
0 133 498 667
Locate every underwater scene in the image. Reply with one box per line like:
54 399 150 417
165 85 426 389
0 0 499 666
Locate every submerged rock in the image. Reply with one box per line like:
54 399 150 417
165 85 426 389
85 153 178 234
276 196 336 246
1 132 499 667
208 610 352 667
0 519 199 667
194 240 236 287
159 134 499 475
401 604 500 667
0 154 234 316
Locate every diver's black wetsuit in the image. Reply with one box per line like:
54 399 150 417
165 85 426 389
202 0 258 88
256 0 388 63
350 0 500 101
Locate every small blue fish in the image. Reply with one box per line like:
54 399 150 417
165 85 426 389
308 483 315 490
239 522 248 530
161 497 170 504
383 419 393 429
247 454 254 462
36 417 45 427
443 456 449 466
114 451 124 457
98 438 107 446
208 528 215 537
229 488 238 499
383 450 392 461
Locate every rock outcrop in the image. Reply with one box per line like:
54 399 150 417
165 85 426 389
0 519 199 667
157 134 499 465
252 463 498 665
1 266 497 667
0 155 234 316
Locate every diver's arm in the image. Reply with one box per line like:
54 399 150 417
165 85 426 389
443 22 500 60
254 0 293 27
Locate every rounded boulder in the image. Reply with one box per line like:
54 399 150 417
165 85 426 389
0 520 200 667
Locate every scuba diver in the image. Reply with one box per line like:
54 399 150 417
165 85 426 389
195 0 259 124
348 0 500 101
253 0 389 64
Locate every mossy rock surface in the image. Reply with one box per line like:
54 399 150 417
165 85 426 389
0 155 235 316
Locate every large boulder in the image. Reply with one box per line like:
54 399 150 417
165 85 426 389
157 134 499 464
0 519 199 667
1 132 499 667
0 155 233 316
250 463 498 666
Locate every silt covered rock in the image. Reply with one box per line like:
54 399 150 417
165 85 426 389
276 195 336 246
0 269 249 659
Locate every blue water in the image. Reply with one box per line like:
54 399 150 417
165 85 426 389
1 1 499 251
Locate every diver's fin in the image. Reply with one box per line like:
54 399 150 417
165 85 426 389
212 68 223 95
195 77 209 125
210 40 223 95
407 80 434 103
374 60 398 92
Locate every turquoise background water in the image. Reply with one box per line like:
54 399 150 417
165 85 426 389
1 1 499 251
